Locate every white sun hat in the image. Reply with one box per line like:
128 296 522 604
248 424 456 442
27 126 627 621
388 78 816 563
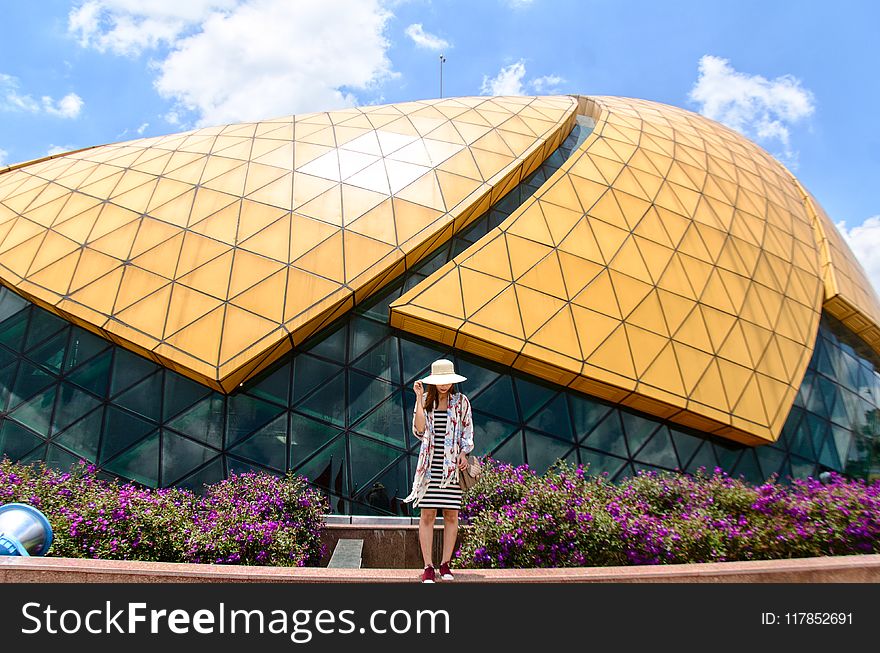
420 359 467 385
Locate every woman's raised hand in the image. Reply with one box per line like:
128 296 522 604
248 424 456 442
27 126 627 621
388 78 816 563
413 380 424 397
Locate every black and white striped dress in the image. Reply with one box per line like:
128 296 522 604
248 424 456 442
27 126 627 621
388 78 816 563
418 409 462 510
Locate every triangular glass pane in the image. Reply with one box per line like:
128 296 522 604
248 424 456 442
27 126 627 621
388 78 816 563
352 336 401 383
100 407 156 462
245 363 290 407
348 371 393 426
580 412 628 457
828 387 851 427
732 448 763 483
114 372 162 422
163 372 212 421
789 454 815 479
174 457 225 494
356 279 402 323
790 415 815 459
52 383 101 434
527 394 574 442
8 386 56 436
843 434 870 477
9 360 55 410
578 449 627 477
776 405 802 450
0 288 28 322
296 371 345 427
53 407 104 461
569 396 613 441
0 342 15 369
301 323 347 361
352 392 407 447
669 428 701 468
454 358 500 397
26 330 67 374
514 377 557 421
292 355 343 404
354 454 412 516
104 430 160 487
66 350 111 398
472 412 520 456
491 431 524 467
684 441 718 474
474 376 517 420
110 348 157 396
633 426 678 469
814 374 837 419
226 393 284 446
16 443 48 464
831 424 852 468
713 441 742 468
0 308 29 350
228 414 288 471
290 412 343 465
754 445 786 478
0 419 44 460
350 316 390 360
294 434 348 497
24 309 67 351
162 431 220 485
45 443 81 470
612 463 636 482
400 338 446 385
165 395 225 448
814 338 835 377
412 244 451 275
805 413 829 458
64 328 110 372
349 433 403 495
0 361 17 412
524 429 573 474
621 411 660 455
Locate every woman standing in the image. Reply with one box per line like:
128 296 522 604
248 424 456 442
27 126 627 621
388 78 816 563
403 359 474 583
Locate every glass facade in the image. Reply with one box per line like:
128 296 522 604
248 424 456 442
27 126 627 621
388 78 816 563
0 115 877 515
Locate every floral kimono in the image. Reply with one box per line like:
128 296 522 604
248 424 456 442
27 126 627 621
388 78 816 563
403 391 474 507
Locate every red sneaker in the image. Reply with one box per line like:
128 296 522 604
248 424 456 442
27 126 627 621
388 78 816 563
439 561 454 581
420 565 436 583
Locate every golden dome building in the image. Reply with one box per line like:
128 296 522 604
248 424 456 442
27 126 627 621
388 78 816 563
0 94 877 513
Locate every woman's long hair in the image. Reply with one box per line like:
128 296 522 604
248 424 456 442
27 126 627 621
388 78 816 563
423 384 457 411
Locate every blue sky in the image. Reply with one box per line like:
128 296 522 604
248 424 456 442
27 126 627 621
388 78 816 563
1 0 878 285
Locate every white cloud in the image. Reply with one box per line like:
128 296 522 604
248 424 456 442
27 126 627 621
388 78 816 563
1 74 84 119
836 216 880 295
689 55 814 164
481 60 527 95
480 61 564 97
68 0 239 56
405 23 449 50
531 74 564 94
70 0 396 127
0 148 8 166
136 122 149 134
47 144 77 156
505 0 534 7
43 93 84 118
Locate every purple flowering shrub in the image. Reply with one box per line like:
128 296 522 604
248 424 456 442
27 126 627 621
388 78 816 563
186 472 326 566
458 459 880 568
0 458 327 566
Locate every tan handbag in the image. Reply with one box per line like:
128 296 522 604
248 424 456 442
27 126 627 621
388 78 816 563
459 455 482 491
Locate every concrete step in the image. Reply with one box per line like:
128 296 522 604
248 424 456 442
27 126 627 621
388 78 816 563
327 539 363 568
